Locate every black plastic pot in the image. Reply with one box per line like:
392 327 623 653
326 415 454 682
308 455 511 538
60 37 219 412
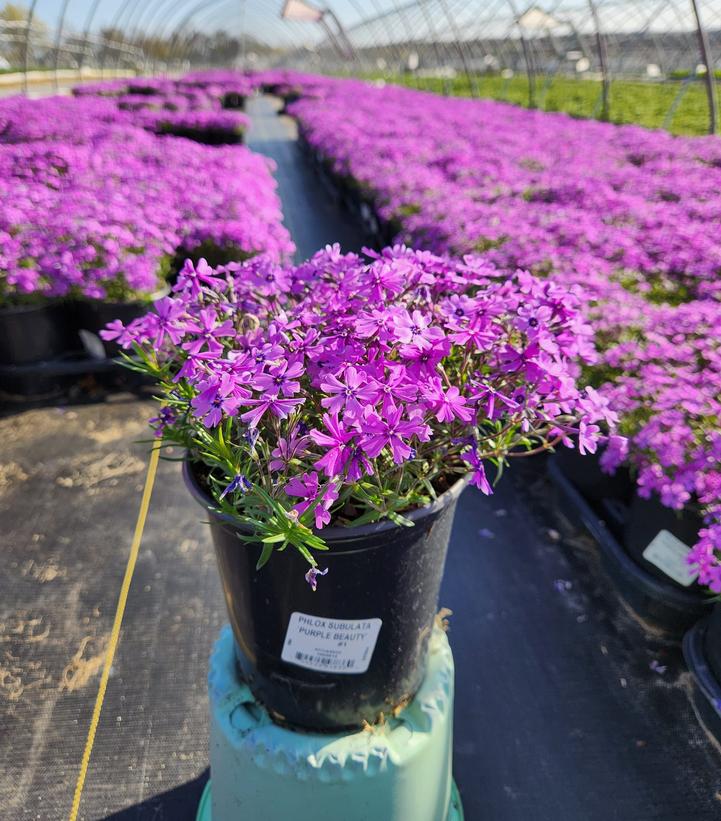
184 460 468 732
683 611 721 747
548 459 710 637
553 447 634 505
705 603 721 683
76 297 158 357
160 127 244 145
222 92 246 110
0 302 78 365
623 493 703 590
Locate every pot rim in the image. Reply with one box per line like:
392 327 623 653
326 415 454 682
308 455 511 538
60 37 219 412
0 300 65 316
182 456 470 541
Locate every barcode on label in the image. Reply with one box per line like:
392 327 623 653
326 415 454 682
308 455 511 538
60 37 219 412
294 652 356 670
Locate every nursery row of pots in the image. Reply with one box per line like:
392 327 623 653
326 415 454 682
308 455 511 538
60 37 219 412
549 452 721 747
0 296 155 397
283 87 721 744
279 73 721 585
0 75 294 398
72 73 254 144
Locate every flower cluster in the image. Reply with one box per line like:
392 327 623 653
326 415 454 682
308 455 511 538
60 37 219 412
278 73 721 591
0 92 292 304
105 247 610 579
598 301 721 590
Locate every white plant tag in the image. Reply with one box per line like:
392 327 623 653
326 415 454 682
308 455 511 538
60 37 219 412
78 329 107 360
642 529 698 587
281 612 382 674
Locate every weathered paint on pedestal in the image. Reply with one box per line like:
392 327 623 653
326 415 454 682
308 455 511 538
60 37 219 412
197 624 462 821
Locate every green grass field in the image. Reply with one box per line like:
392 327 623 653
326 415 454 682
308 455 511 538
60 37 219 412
371 73 721 137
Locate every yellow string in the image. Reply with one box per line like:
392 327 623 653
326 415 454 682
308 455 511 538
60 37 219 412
68 439 162 821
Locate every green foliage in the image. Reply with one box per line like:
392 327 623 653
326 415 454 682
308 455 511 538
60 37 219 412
373 73 721 137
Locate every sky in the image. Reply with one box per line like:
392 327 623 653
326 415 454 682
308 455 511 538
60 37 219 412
28 0 366 40
21 0 721 47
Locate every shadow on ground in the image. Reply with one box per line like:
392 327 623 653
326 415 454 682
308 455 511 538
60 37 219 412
100 770 208 820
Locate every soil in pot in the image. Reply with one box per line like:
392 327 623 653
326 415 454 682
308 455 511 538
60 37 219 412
184 460 468 732
623 493 704 590
0 301 79 365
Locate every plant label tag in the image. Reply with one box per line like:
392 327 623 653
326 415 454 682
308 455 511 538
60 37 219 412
642 530 698 587
281 612 382 674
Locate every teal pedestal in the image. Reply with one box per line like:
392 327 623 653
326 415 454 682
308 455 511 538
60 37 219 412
198 624 463 821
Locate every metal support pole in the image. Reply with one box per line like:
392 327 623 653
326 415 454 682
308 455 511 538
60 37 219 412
437 0 478 96
52 0 72 91
507 0 536 108
22 0 39 95
588 0 610 120
690 0 718 134
416 0 451 93
385 0 422 88
318 15 347 64
99 0 142 74
324 8 358 63
76 0 104 71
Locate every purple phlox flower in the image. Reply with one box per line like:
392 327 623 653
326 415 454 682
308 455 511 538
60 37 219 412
515 302 553 334
291 327 323 358
285 470 319 510
285 472 339 529
149 406 176 437
309 413 355 477
402 336 451 379
240 393 305 428
173 349 217 382
355 308 395 340
146 296 186 347
510 386 528 409
393 308 439 351
469 383 519 421
320 365 377 417
361 405 431 464
461 446 493 495
243 427 260 449
191 374 248 427
600 434 629 474
370 366 418 415
219 473 252 500
577 420 602 456
100 318 134 347
346 445 374 483
250 342 285 369
181 307 236 355
426 378 474 423
253 357 304 397
449 318 496 352
364 258 408 299
305 565 328 592
175 257 224 298
441 293 478 327
500 341 541 375
269 427 310 471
